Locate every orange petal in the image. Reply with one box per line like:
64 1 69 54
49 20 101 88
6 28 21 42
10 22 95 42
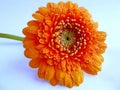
24 48 39 58
58 1 65 7
96 31 107 41
61 60 67 71
42 47 50 54
23 38 37 48
47 2 56 10
38 61 47 78
94 42 107 54
32 13 44 21
64 73 73 88
47 59 53 66
66 1 73 9
50 78 58 86
71 67 84 86
23 28 37 38
82 54 104 75
79 7 91 19
45 19 52 27
56 69 65 81
83 63 101 75
38 7 50 16
44 66 55 81
29 58 40 68
27 20 39 26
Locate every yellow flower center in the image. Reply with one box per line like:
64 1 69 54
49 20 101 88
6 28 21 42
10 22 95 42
61 30 75 47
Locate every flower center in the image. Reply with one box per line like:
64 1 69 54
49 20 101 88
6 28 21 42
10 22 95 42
49 14 89 60
61 30 75 47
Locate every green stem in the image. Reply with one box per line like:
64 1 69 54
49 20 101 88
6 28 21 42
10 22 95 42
0 33 24 41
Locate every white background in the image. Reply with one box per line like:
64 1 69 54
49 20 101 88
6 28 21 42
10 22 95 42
0 0 120 90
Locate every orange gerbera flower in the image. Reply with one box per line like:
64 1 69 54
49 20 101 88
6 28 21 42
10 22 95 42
23 1 107 88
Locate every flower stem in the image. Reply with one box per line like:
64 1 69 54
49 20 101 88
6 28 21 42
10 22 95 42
0 33 24 41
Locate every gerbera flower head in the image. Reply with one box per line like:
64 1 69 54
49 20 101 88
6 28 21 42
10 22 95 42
23 1 107 88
